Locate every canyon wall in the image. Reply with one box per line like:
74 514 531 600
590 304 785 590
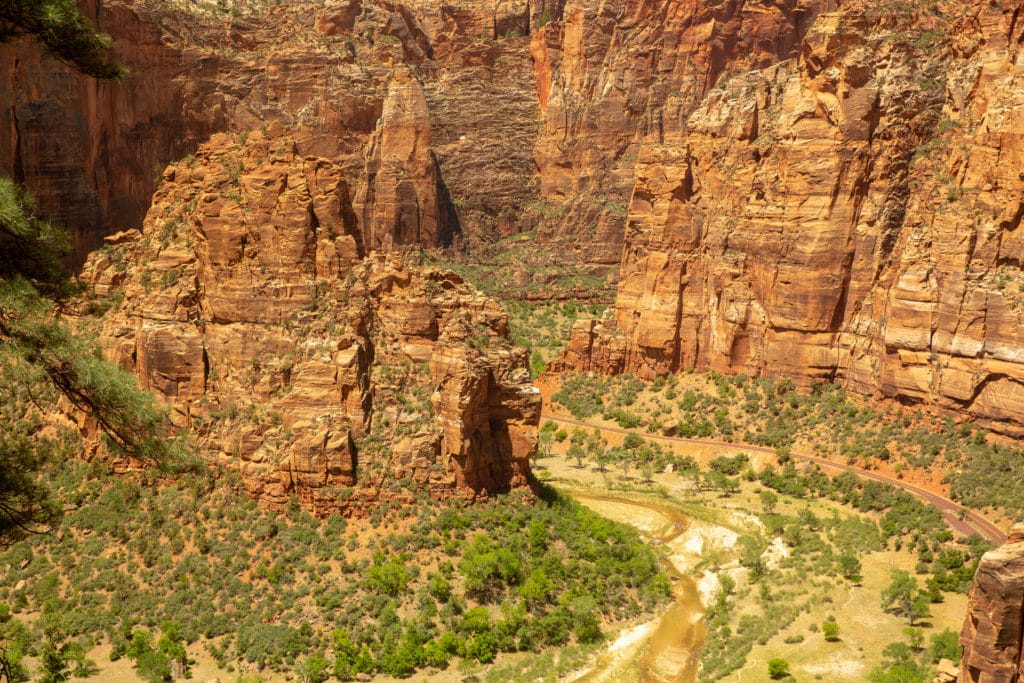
555 0 1024 436
0 0 544 259
531 0 834 264
10 2 1024 487
959 523 1024 682
80 127 539 513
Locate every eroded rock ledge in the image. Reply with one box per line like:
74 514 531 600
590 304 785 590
1 0 541 259
79 127 539 515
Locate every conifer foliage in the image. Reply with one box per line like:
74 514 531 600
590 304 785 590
0 177 191 544
0 0 125 79
0 10 184 544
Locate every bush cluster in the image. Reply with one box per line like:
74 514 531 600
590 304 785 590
0 463 669 680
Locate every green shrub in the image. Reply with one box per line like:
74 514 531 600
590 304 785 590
368 559 410 597
768 658 790 679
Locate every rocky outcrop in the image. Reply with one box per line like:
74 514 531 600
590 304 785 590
2 0 541 260
958 523 1024 682
0 0 215 257
15 0 1024 435
555 0 1024 436
355 68 453 250
79 128 539 514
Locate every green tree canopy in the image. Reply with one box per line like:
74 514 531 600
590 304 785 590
0 181 190 542
0 6 194 544
881 570 932 626
0 0 126 79
767 658 790 679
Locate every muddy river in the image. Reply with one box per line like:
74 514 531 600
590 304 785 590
570 493 706 683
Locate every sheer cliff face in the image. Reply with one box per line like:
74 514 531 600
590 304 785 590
959 524 1024 683
531 0 832 264
0 0 542 259
557 1 1024 436
0 1 206 258
16 2 1024 462
80 128 540 513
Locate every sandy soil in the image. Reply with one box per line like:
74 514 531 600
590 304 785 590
541 454 772 683
564 621 657 683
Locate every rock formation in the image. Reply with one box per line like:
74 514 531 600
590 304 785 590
0 0 543 259
531 0 833 265
958 523 1024 682
9 1 1024 477
79 127 539 514
354 67 453 250
553 0 1024 437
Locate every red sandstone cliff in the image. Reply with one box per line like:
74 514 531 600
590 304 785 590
959 523 1024 682
0 0 543 260
554 0 1024 437
530 0 834 265
13 1 1024 472
79 127 540 513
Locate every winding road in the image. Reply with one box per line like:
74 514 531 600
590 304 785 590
542 412 1008 545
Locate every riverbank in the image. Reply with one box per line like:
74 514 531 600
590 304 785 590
536 438 971 683
561 491 711 683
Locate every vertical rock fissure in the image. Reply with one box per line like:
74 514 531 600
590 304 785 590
10 101 23 184
1009 4 1021 47
670 260 686 372
1015 595 1024 683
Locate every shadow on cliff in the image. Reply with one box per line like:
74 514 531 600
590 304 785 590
436 158 462 248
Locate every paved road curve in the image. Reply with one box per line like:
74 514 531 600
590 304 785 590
542 412 1008 545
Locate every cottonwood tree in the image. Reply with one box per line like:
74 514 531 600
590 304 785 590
759 489 779 514
767 658 790 679
568 443 585 468
881 570 932 626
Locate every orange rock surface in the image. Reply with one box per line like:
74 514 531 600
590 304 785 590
79 128 539 514
959 523 1024 682
1 0 542 259
531 0 831 264
9 0 1024 496
555 0 1024 436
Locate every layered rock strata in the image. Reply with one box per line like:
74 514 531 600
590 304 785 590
958 523 1024 683
1 0 544 259
531 0 835 264
555 0 1024 436
79 128 539 514
14 1 1024 466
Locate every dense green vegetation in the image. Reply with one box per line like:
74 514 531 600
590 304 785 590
0 5 187 546
869 627 961 683
505 301 605 377
672 455 982 682
0 462 669 680
550 369 995 682
693 483 883 681
756 459 993 578
553 369 1024 519
0 178 190 544
543 437 975 683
